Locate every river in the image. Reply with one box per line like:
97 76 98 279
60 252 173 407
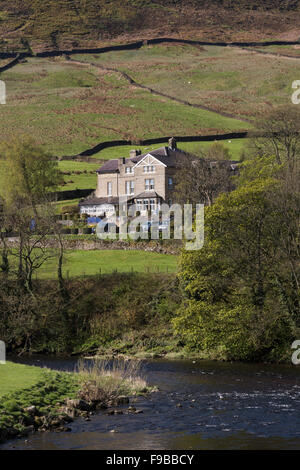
1 357 300 450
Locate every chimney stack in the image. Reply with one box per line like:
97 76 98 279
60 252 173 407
168 137 177 151
129 149 141 159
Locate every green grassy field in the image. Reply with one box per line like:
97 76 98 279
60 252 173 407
74 44 300 119
37 249 178 278
0 362 45 397
93 138 248 161
251 45 300 57
1 43 296 163
58 160 99 190
0 55 247 158
73 44 300 121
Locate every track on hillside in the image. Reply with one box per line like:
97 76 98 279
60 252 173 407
2 36 296 160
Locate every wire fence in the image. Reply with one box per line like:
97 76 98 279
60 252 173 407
34 264 176 280
64 265 176 278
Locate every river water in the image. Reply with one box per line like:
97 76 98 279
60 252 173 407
1 357 300 450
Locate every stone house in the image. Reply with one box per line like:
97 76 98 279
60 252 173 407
79 137 239 217
79 137 184 217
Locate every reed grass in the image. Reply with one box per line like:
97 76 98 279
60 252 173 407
76 358 148 402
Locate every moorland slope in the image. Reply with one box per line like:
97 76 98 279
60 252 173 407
1 0 300 53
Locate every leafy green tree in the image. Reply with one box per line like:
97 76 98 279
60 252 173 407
173 177 298 361
0 135 59 210
0 137 62 292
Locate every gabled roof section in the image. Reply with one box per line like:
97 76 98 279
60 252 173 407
132 153 167 169
96 145 188 174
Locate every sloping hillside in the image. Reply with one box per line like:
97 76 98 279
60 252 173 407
0 0 300 53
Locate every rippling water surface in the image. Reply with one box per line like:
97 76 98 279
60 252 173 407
1 357 300 450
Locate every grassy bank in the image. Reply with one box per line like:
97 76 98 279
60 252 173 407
0 362 47 397
0 362 79 441
36 249 178 279
0 359 150 443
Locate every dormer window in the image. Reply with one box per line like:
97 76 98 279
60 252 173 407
125 167 134 174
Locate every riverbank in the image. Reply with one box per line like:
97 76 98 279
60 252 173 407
0 360 151 443
2 358 300 451
0 272 294 364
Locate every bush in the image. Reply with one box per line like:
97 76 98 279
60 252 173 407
61 205 79 215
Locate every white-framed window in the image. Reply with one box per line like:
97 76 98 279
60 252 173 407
125 180 134 195
125 167 134 174
143 165 155 173
143 199 150 211
145 178 155 191
168 177 173 188
107 182 112 196
136 199 143 212
150 199 156 211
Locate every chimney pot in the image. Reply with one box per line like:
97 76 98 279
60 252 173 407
130 149 139 159
168 137 177 151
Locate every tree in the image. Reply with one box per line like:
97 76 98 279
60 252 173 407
4 199 57 293
173 175 299 361
0 135 59 212
174 145 235 206
249 105 300 172
205 141 231 161
0 137 63 293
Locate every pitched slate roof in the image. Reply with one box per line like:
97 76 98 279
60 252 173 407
134 191 161 199
79 196 134 206
96 145 240 175
96 146 187 174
